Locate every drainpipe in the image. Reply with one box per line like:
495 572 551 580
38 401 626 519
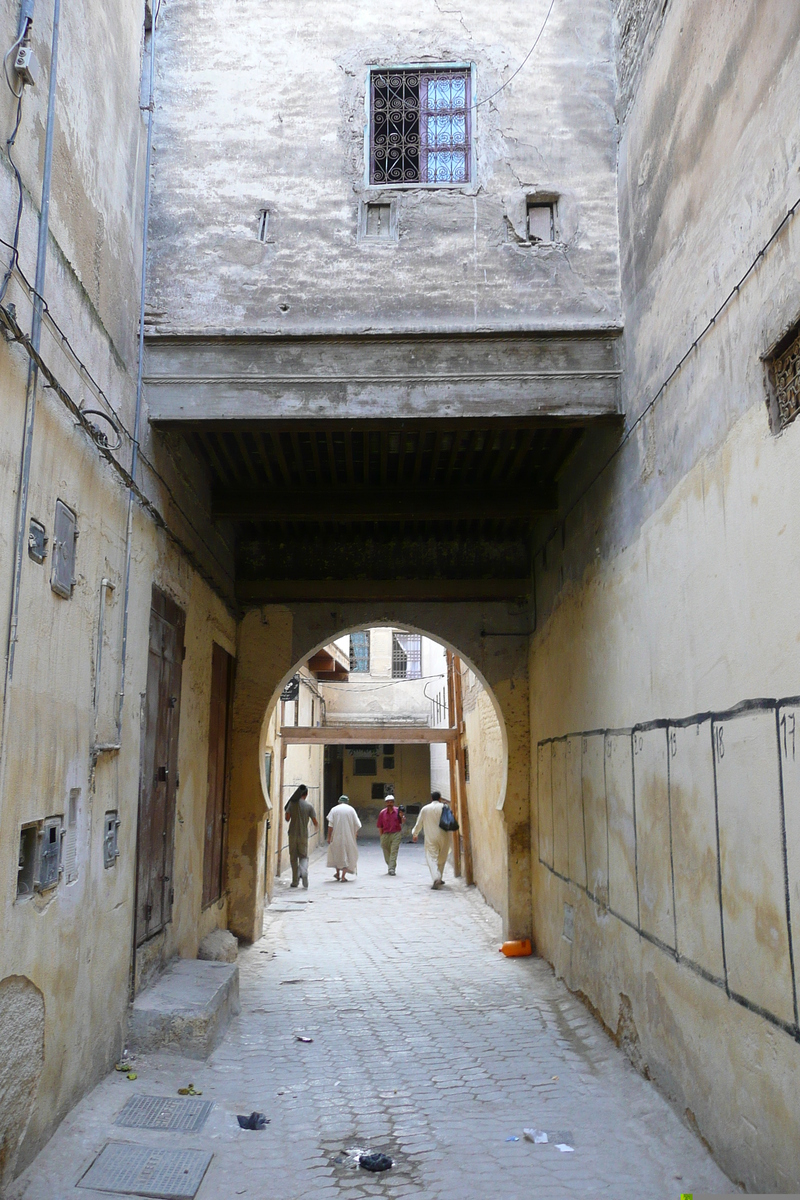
126 2 158 1005
116 1 157 747
89 578 116 773
0 0 61 767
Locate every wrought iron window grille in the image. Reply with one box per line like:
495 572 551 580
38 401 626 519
392 631 422 679
767 320 800 433
370 67 471 186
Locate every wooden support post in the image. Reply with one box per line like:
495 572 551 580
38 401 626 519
445 652 462 878
275 701 287 878
452 655 474 886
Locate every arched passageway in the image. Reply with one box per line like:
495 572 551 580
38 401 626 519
225 602 531 942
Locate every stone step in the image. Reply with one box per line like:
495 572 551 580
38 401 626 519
128 959 240 1060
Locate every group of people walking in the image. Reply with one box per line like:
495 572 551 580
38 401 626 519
283 786 456 890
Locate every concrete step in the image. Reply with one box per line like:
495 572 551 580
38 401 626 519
128 958 240 1060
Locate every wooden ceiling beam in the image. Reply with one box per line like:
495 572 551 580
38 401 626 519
237 579 530 602
281 725 457 745
214 484 556 522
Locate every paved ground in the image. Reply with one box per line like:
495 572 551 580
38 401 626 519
10 841 734 1200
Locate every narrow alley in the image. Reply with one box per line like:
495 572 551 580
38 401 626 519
10 842 732 1200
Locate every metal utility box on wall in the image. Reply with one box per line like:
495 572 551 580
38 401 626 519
103 811 120 868
17 818 64 897
39 817 62 890
51 500 78 598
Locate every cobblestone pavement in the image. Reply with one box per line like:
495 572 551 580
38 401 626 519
10 841 734 1200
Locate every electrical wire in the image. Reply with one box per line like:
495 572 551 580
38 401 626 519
0 92 24 305
0 299 235 611
474 0 556 110
534 192 800 564
0 246 233 585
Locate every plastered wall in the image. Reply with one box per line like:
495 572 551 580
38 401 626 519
462 672 506 916
147 0 620 334
342 743 431 839
0 0 236 1180
529 1 800 1190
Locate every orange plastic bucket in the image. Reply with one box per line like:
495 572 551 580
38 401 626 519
499 939 532 957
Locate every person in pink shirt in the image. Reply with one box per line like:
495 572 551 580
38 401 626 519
376 793 405 876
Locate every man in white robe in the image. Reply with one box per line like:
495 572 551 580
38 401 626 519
326 795 361 880
412 791 451 889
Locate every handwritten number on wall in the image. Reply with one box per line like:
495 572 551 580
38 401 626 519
780 711 796 761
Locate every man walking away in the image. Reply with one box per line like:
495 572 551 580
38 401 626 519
327 794 361 881
284 784 318 889
377 793 404 875
412 791 451 889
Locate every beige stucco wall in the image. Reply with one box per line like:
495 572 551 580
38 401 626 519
342 743 431 839
528 1 800 1190
0 0 236 1181
462 672 506 916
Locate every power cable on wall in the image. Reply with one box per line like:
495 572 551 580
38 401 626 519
0 253 234 596
1 23 29 305
473 0 555 110
0 301 233 610
534 193 800 564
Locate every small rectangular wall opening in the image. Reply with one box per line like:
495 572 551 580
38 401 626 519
17 824 39 898
257 208 269 242
360 202 396 242
527 201 555 243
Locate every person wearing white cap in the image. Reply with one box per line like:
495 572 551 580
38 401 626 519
377 793 405 876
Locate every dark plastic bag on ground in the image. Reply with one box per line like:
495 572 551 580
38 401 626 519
237 1111 269 1129
439 803 459 832
359 1152 393 1172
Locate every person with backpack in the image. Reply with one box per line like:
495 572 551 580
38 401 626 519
411 790 458 890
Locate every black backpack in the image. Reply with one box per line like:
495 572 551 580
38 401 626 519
439 803 459 832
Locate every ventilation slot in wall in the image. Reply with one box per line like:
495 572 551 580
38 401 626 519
257 209 270 242
64 788 80 883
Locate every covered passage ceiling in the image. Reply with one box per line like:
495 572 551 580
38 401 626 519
146 331 622 601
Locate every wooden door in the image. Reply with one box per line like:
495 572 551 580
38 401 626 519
202 642 234 907
135 588 185 947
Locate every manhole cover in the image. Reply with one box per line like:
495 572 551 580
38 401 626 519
77 1142 212 1198
115 1095 214 1132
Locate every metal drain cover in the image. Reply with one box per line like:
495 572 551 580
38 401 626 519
115 1095 214 1132
78 1142 212 1198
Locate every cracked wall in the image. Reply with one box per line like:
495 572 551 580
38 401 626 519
529 0 800 1191
146 0 620 335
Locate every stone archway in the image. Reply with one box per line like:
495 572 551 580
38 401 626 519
226 602 530 942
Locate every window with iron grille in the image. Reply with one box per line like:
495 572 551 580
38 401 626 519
349 630 370 673
354 757 377 776
370 67 471 186
766 319 800 433
392 632 422 679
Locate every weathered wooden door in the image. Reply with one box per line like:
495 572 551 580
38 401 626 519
135 588 185 947
202 642 234 907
